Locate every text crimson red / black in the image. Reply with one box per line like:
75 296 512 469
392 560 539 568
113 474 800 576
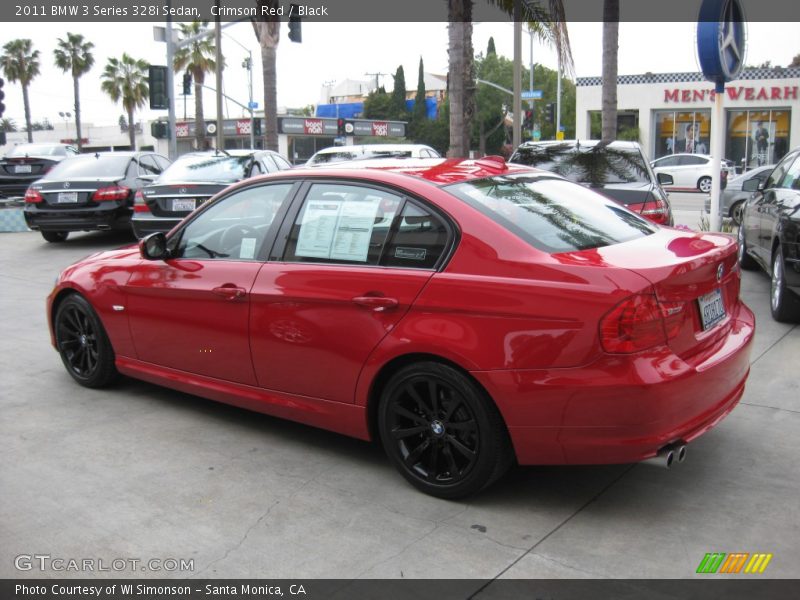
664 86 799 103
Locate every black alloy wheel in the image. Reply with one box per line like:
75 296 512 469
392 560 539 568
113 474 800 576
55 294 118 388
378 362 513 498
737 225 757 271
770 245 800 323
41 231 69 243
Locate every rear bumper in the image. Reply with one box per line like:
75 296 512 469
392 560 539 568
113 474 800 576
24 204 132 232
0 181 33 199
472 301 755 465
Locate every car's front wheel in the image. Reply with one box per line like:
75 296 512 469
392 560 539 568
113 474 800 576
54 294 118 388
378 362 513 498
41 231 69 243
698 176 712 193
730 200 745 226
770 245 800 322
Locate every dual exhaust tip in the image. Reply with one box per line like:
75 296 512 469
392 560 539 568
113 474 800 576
643 442 687 469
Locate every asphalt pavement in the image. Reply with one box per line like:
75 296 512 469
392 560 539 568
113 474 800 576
1 222 798 582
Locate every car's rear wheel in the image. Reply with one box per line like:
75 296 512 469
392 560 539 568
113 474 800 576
378 362 513 499
737 225 757 271
41 231 69 243
54 294 118 388
698 176 712 193
770 246 800 322
730 200 745 226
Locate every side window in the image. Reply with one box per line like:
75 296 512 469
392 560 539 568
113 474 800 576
777 157 800 190
250 161 264 177
656 156 678 167
138 155 161 176
154 155 171 172
765 152 799 189
679 156 705 166
261 155 279 174
381 202 449 269
283 184 403 266
173 183 294 261
273 154 292 170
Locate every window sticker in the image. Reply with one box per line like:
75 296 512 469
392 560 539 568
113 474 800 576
240 237 257 260
329 196 381 262
394 247 427 261
295 200 342 259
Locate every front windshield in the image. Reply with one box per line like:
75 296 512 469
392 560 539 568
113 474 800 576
159 155 251 183
446 174 656 253
511 144 651 185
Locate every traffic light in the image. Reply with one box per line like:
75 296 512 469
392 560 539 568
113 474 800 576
545 103 555 124
0 77 5 119
254 118 262 137
337 118 345 136
523 109 533 130
182 72 192 96
150 121 169 139
148 65 169 110
288 4 302 43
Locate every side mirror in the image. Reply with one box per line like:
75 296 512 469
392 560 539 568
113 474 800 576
742 178 761 192
139 232 168 260
657 172 674 186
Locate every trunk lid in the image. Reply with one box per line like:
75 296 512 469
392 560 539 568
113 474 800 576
141 182 224 217
34 177 122 208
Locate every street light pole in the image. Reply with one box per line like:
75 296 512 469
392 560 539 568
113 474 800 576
166 16 177 160
214 3 224 151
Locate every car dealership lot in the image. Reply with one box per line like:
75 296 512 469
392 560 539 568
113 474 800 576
1 229 798 581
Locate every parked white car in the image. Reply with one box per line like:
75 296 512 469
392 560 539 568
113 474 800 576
650 153 735 193
306 144 441 166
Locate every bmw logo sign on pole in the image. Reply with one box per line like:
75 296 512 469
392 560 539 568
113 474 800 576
696 0 746 232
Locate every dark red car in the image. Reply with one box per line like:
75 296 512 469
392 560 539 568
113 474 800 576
47 157 755 498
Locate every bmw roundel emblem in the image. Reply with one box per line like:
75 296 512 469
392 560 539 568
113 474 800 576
717 263 725 282
63 182 70 188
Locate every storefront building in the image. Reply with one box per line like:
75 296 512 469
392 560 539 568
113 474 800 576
575 67 800 169
152 116 407 164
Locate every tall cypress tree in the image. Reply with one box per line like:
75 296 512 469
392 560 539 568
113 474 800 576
487 37 496 56
413 57 427 123
390 65 407 120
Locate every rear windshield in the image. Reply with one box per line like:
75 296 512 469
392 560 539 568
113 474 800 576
308 149 414 165
511 144 651 185
446 174 656 253
7 144 69 157
159 155 251 183
43 155 131 179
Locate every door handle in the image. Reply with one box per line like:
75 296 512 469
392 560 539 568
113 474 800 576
212 285 247 300
352 295 399 311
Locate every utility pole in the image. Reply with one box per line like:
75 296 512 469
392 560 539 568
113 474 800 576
364 72 385 91
214 2 224 151
165 6 177 160
512 5 522 149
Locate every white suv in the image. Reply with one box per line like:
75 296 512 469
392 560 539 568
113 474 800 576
306 144 441 166
650 153 735 193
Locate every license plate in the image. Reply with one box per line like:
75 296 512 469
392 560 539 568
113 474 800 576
14 165 32 173
57 192 78 203
172 198 196 212
698 289 726 330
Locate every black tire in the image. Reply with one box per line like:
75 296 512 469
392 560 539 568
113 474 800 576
54 294 118 388
729 200 745 226
737 225 757 271
377 361 513 499
698 176 712 194
41 231 69 243
770 245 800 323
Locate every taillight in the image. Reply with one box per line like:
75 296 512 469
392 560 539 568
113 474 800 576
92 185 130 202
630 194 670 225
133 190 150 213
24 188 43 203
600 293 685 353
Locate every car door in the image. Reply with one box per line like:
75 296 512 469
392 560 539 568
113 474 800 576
249 181 454 403
678 155 707 188
761 153 800 262
653 156 680 185
753 151 800 262
124 181 298 385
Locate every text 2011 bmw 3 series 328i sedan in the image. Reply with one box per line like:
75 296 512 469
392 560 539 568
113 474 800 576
46 157 755 498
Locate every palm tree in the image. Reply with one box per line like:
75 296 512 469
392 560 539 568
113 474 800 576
173 20 217 150
252 0 280 151
601 0 619 143
446 0 573 158
0 118 17 132
53 33 94 151
0 39 41 143
100 54 149 150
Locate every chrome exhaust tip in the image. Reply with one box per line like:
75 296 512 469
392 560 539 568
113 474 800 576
675 444 687 464
643 447 675 469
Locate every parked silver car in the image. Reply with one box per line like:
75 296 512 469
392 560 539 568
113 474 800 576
704 164 774 225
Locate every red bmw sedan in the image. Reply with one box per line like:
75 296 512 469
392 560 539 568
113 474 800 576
47 157 755 498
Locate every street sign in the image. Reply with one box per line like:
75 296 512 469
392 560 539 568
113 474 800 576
521 90 543 100
556 131 565 141
248 101 259 110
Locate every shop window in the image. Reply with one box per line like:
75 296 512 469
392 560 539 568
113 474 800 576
653 110 711 159
726 109 791 171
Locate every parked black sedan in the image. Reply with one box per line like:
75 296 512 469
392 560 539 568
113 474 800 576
0 143 78 199
23 151 170 242
131 149 292 238
738 146 800 322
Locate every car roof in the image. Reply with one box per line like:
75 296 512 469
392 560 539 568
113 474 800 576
260 156 545 186
312 144 434 155
514 140 642 151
